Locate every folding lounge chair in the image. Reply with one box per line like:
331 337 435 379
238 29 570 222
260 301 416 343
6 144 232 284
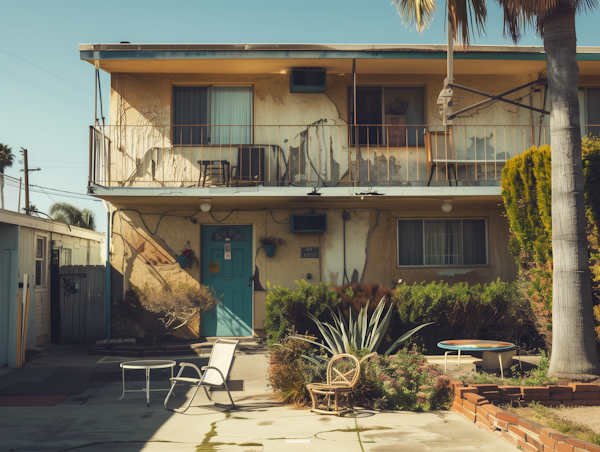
164 339 239 413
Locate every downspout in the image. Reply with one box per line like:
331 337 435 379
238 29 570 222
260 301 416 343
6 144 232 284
352 59 359 186
102 200 111 339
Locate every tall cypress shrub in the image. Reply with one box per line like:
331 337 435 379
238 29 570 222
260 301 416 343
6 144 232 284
502 137 600 326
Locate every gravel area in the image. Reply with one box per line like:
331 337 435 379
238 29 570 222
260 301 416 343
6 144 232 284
551 406 600 435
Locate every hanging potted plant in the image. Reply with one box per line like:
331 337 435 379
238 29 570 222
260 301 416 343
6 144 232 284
260 236 285 258
176 242 194 269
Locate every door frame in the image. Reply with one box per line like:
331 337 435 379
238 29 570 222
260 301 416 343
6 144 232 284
200 223 255 336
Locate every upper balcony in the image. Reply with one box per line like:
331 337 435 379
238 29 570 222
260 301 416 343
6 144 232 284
89 123 558 191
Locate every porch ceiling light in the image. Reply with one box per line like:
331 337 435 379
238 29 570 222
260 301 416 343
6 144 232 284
441 200 453 213
200 202 212 212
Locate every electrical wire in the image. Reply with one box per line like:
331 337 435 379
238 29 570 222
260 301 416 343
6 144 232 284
35 186 59 204
0 67 93 113
28 189 101 202
0 64 92 109
30 184 92 196
0 47 90 95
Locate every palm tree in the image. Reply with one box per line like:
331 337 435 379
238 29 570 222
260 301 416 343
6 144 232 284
393 0 600 378
0 143 15 210
49 202 97 231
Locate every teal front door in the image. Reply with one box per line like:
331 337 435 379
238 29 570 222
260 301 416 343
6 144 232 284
201 225 253 336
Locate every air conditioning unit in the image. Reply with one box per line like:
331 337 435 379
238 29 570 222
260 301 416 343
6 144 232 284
290 68 327 93
291 214 328 232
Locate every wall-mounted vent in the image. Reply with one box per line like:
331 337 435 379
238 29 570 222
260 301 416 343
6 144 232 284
290 69 327 93
291 214 328 232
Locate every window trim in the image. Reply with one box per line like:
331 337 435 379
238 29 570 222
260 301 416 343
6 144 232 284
171 84 254 147
349 85 426 147
35 236 47 287
396 217 489 268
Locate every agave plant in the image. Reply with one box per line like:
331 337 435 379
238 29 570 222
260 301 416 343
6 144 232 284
290 296 432 357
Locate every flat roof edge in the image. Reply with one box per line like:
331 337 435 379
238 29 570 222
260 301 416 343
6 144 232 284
78 43 600 53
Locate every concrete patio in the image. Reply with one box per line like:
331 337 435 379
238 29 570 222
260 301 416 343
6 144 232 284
0 343 518 452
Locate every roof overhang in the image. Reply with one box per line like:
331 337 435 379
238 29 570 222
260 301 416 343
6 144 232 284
89 185 503 210
0 210 105 241
79 43 600 76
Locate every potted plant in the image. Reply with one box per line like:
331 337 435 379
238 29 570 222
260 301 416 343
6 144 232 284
176 247 192 269
260 236 285 257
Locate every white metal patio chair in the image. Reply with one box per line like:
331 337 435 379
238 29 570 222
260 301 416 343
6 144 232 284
164 339 239 413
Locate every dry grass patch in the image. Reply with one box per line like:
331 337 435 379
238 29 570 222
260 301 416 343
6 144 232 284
506 401 600 445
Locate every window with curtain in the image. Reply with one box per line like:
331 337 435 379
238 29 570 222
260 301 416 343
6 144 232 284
579 87 600 138
350 86 425 147
172 86 252 145
397 218 487 266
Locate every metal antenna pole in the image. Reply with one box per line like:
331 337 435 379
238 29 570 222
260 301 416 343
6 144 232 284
439 13 454 126
23 149 29 215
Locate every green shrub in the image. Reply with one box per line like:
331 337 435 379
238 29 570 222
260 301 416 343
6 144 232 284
265 280 340 344
452 350 557 387
393 279 529 353
267 335 327 406
501 137 600 317
365 348 453 411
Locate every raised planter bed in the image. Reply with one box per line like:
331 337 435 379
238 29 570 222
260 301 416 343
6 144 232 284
451 380 600 451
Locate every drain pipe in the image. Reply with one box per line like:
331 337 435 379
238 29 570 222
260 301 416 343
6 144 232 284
102 200 112 339
342 210 351 284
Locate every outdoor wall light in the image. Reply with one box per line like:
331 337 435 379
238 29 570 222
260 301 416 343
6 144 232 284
200 202 212 212
441 200 453 213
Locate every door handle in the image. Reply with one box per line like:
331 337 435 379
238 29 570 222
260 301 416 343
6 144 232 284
247 283 251 287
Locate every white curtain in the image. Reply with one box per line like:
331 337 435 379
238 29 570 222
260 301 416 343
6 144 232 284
211 86 252 145
424 220 461 265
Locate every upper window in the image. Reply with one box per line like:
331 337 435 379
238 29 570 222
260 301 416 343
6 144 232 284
350 87 425 147
35 237 47 286
397 218 487 266
579 88 600 138
172 86 253 145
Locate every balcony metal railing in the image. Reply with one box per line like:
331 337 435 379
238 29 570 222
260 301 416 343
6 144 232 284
0 173 23 213
88 123 583 189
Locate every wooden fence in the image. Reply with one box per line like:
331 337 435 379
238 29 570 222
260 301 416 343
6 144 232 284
59 265 105 344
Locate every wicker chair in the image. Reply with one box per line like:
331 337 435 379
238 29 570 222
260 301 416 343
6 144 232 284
306 354 361 416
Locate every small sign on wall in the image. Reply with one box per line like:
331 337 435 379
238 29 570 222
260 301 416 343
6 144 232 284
224 243 231 260
301 247 319 258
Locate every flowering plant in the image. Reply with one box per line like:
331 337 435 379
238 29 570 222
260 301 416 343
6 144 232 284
260 236 285 246
181 248 192 257
365 347 452 411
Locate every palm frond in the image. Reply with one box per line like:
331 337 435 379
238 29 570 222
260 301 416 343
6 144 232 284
494 0 597 42
49 202 97 230
447 0 487 46
384 322 434 355
392 0 438 33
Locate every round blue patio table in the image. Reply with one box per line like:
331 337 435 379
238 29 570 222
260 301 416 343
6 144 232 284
437 339 517 378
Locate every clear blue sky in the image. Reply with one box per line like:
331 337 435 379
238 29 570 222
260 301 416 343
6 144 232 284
1 0 598 234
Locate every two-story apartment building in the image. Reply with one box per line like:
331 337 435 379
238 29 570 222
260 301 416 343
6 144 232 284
79 43 600 338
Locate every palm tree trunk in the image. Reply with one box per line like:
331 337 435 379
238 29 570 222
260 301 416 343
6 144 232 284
545 0 600 378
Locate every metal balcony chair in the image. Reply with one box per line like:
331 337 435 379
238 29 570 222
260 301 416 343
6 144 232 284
425 129 457 186
230 147 265 186
164 339 239 413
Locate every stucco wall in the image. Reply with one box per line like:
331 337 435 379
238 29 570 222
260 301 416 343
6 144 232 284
110 201 517 335
106 72 541 186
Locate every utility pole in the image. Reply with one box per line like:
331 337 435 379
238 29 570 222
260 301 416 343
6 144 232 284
22 148 29 215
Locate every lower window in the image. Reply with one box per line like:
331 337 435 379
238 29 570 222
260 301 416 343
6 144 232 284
397 218 487 266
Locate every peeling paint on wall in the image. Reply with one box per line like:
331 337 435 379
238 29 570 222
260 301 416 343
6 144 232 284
436 269 475 277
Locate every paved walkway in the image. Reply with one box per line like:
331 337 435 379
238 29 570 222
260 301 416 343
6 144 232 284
0 344 517 452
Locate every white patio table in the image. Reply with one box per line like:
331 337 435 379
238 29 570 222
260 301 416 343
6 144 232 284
119 360 176 406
